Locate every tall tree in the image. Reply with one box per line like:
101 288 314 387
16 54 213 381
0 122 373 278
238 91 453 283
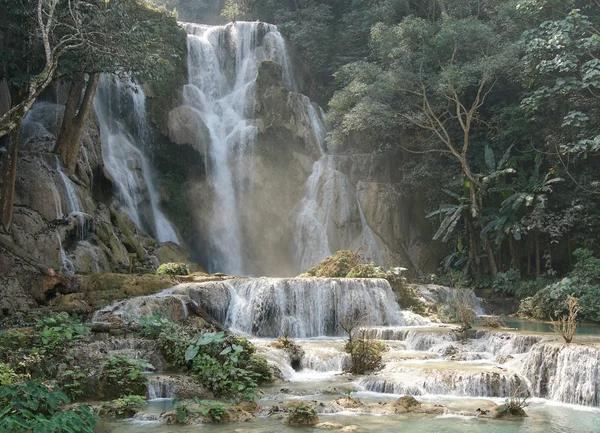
329 13 518 276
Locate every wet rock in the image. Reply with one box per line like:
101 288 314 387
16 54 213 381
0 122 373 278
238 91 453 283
378 395 445 415
77 273 172 307
316 422 345 429
332 396 363 409
490 404 527 419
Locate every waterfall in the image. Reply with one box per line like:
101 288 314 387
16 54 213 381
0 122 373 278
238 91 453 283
519 343 600 406
225 277 427 337
293 100 382 273
182 21 296 275
55 155 83 214
56 231 75 276
94 75 179 244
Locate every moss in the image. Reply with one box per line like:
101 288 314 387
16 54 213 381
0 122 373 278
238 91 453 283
389 279 425 314
346 264 386 278
304 250 361 278
156 262 189 276
78 274 172 307
110 210 147 260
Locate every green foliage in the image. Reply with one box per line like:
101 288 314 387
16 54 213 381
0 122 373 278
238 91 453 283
98 395 147 419
493 269 522 296
283 401 318 425
156 324 191 369
101 356 153 398
34 313 89 355
304 250 361 277
156 262 189 276
184 331 265 399
439 289 479 330
221 0 241 21
184 331 226 362
346 264 386 278
195 398 230 423
344 335 384 375
137 313 171 339
0 363 22 387
57 367 88 401
0 380 96 432
520 249 600 321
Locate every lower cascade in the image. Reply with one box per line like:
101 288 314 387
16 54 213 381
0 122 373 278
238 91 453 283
224 277 428 337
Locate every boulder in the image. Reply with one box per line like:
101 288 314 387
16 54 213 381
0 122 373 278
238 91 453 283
76 273 173 307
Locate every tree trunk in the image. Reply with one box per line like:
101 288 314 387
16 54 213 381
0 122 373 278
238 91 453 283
0 122 21 232
535 233 541 278
466 217 480 278
483 233 498 276
55 73 100 172
508 235 519 271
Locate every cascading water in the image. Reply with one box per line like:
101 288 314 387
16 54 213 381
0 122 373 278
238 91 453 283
182 22 296 274
293 100 382 273
94 75 179 244
224 277 428 337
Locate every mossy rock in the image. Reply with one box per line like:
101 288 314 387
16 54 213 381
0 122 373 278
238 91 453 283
110 210 148 260
391 281 426 314
491 404 527 419
283 401 319 426
77 274 173 307
346 264 386 278
303 251 361 278
156 262 189 276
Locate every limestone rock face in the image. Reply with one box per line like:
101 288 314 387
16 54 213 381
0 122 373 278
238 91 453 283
167 105 211 154
0 95 180 314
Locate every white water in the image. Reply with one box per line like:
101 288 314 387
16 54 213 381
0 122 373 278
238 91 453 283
225 277 428 337
292 100 382 272
182 22 295 274
56 231 75 276
94 76 179 244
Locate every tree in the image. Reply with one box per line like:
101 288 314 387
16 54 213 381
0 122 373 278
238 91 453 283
54 0 185 172
0 0 185 230
330 12 519 276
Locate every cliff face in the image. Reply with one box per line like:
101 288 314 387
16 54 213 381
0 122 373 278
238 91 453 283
0 95 175 315
166 56 441 276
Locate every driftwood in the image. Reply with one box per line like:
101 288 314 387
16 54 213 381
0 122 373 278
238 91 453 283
187 300 226 332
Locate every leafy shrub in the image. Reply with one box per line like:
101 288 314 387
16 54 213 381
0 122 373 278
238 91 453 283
196 398 230 423
98 395 147 418
101 355 153 398
515 278 549 299
439 289 479 330
0 362 22 386
35 312 90 355
156 323 192 369
156 262 189 276
579 285 600 322
344 333 384 375
346 264 386 278
191 354 260 400
0 380 96 432
481 316 507 328
137 313 171 339
304 250 360 277
184 331 263 399
571 248 600 284
57 366 88 400
493 269 521 297
283 401 319 425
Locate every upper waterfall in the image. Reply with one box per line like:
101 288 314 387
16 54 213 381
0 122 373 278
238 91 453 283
181 21 295 275
94 76 179 245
